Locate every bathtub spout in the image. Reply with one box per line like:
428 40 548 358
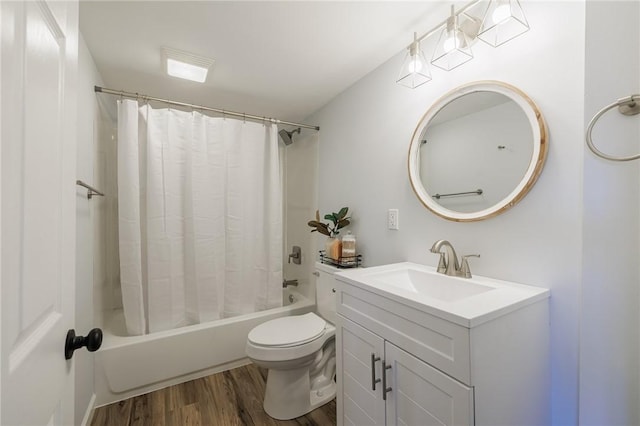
283 279 298 288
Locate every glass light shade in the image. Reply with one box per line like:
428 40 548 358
477 0 529 47
431 14 473 71
397 41 431 89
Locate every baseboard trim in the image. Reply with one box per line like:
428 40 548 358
81 393 97 426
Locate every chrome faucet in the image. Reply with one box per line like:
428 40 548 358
430 239 480 278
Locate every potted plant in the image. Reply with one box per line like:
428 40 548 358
308 207 351 260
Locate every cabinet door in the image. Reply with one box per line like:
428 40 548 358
385 342 474 426
337 315 386 426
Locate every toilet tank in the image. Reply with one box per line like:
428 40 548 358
315 262 338 325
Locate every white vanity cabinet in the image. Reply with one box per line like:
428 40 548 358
338 316 473 426
335 265 550 426
337 316 385 425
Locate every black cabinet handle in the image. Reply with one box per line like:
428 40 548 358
371 353 381 390
382 361 392 401
65 328 102 360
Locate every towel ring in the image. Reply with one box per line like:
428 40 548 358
586 94 640 162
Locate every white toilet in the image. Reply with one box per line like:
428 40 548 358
246 263 337 420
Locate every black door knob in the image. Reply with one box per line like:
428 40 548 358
65 328 103 360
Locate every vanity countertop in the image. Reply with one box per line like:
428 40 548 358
335 262 549 327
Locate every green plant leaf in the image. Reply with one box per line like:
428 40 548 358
317 227 331 236
311 208 352 235
337 219 350 229
337 207 349 220
325 214 339 224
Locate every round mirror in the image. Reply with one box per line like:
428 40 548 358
408 81 548 222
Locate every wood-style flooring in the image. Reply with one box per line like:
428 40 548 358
90 363 336 426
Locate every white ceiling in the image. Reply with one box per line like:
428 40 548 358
79 1 448 125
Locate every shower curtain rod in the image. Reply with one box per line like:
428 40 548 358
94 86 320 131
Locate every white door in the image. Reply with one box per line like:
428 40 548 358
336 315 386 426
385 342 474 426
1 1 78 425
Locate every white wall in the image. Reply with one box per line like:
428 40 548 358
92 90 119 321
76 33 115 424
580 1 640 424
308 2 585 424
75 34 96 425
283 132 319 300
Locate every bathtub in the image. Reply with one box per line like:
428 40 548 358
94 288 314 406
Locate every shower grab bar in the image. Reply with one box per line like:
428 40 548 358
76 180 104 200
433 189 483 199
586 94 640 162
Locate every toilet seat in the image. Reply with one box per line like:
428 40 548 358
246 313 335 363
248 312 326 348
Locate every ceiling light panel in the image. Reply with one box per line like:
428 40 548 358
161 47 215 83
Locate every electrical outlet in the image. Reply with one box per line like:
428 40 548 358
388 209 399 230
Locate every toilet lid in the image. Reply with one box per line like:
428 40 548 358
248 312 326 347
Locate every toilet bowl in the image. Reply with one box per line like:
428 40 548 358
245 263 338 420
246 312 336 420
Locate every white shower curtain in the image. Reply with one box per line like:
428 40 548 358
117 100 283 335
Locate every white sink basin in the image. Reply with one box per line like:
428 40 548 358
336 262 549 327
369 268 494 303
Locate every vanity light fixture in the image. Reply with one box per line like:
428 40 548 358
397 32 432 89
397 0 529 88
161 47 215 83
477 0 529 47
431 6 474 71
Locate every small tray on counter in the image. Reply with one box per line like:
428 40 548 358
319 251 362 268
